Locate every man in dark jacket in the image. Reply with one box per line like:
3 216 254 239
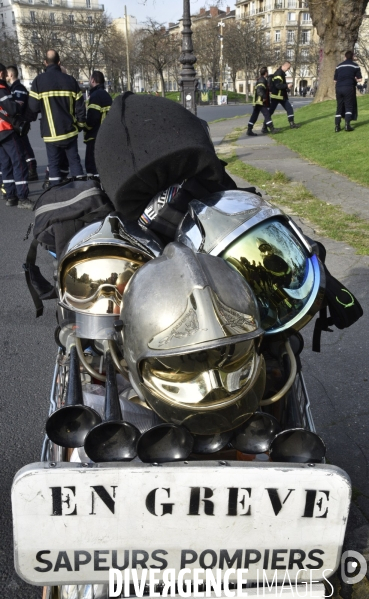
28 49 86 186
0 63 30 208
247 67 279 137
84 70 112 178
6 65 38 181
269 61 300 128
334 50 362 132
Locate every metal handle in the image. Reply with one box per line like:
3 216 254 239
259 339 297 406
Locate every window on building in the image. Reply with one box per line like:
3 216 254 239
275 48 280 60
49 12 55 22
28 0 33 4
288 12 296 21
275 30 280 42
71 32 76 43
250 1 256 15
86 0 91 7
30 10 35 22
265 31 271 43
265 1 271 9
1 14 4 27
51 32 57 40
69 13 74 23
302 12 311 21
239 83 244 93
287 30 295 42
48 0 53 5
12 10 15 23
265 12 271 22
287 0 297 7
301 30 311 44
301 48 308 58
32 29 37 40
87 15 92 24
89 32 94 44
287 49 294 59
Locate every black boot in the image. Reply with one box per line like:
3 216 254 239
261 124 268 134
345 122 354 131
335 124 341 132
268 125 281 133
246 126 257 137
28 164 38 181
289 119 301 129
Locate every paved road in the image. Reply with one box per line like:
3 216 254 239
198 97 312 122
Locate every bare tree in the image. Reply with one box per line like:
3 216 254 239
223 21 243 91
308 0 368 101
18 12 67 76
0 29 20 68
355 15 369 89
137 20 178 96
192 19 221 85
63 12 111 81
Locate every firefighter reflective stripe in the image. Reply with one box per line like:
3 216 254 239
87 103 110 112
0 95 13 102
270 75 284 100
43 128 78 143
29 90 83 100
43 97 56 138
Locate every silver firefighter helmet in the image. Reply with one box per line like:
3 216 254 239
120 242 266 435
176 190 325 335
57 214 163 339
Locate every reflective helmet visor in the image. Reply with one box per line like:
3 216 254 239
61 247 149 315
141 340 256 408
220 218 320 333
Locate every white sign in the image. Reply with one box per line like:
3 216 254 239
12 462 350 586
217 95 228 105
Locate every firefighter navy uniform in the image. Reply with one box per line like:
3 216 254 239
28 64 86 185
84 83 112 177
0 78 29 205
10 78 38 179
247 76 275 136
269 67 299 128
334 59 362 131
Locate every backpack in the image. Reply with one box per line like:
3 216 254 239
312 241 363 352
24 180 114 317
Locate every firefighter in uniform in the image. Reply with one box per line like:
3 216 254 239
269 61 300 128
6 65 38 181
0 63 30 208
28 49 86 186
334 50 362 132
84 70 112 178
247 67 280 137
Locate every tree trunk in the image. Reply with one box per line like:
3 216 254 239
309 0 368 102
159 70 166 97
245 68 249 101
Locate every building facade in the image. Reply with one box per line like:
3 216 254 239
2 0 104 87
235 0 319 94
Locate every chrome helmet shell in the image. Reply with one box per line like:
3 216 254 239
57 214 163 339
176 190 325 335
120 242 266 434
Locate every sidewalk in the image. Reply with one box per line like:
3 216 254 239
209 119 369 220
209 117 369 574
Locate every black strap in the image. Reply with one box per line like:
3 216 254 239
23 238 56 317
312 306 334 353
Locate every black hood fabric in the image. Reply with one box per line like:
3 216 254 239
95 92 226 220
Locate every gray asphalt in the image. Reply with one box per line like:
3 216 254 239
197 97 312 122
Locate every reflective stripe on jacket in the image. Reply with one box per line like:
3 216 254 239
28 64 86 144
84 84 112 143
0 81 18 142
270 68 288 101
253 77 269 106
10 80 28 114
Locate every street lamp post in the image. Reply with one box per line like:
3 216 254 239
218 20 225 100
179 0 198 115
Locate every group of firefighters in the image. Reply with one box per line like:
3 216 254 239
0 49 112 209
248 51 363 137
0 49 362 209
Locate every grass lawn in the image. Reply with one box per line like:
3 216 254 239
216 125 369 255
271 95 369 187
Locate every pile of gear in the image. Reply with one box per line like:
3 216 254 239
24 94 363 465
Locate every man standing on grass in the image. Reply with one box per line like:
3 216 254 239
334 50 362 132
269 61 300 129
247 67 280 137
